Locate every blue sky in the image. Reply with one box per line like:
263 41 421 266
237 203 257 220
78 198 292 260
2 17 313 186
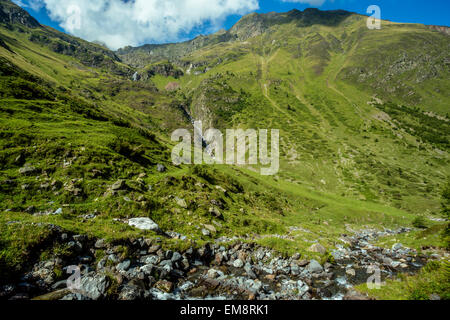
15 0 450 49
233 0 450 29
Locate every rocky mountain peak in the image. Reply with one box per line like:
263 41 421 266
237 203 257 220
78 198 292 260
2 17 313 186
0 0 40 28
228 8 354 41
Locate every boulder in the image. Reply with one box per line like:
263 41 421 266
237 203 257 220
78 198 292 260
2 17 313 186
140 264 154 275
204 224 217 234
95 239 107 249
297 280 309 297
171 252 182 262
308 243 327 254
306 260 323 273
233 259 244 268
128 218 161 232
79 274 109 300
244 264 257 279
116 260 131 272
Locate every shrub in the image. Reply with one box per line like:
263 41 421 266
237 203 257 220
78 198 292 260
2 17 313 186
412 216 428 229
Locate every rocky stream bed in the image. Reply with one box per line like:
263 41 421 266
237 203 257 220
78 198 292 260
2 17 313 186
0 226 441 301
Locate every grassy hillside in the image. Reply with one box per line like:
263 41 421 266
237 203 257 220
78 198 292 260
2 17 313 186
150 13 450 216
0 1 448 299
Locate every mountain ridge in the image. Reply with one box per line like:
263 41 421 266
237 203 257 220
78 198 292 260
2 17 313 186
116 8 359 68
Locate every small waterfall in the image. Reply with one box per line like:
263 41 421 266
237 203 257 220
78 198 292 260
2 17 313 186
177 104 214 158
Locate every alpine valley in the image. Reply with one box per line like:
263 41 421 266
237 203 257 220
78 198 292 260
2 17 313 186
0 0 449 301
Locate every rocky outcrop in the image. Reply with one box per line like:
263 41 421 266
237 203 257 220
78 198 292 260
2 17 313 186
0 0 40 28
148 63 184 79
428 25 450 36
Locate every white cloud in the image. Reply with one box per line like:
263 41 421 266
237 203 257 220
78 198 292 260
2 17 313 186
21 0 259 50
13 0 44 11
280 0 328 6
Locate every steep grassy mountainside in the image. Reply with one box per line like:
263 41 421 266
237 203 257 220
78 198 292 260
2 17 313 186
0 0 448 300
125 9 449 215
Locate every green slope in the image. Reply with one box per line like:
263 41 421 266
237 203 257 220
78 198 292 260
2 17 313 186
0 0 448 287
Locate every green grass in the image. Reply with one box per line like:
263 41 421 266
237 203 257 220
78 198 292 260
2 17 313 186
374 223 449 252
356 261 450 300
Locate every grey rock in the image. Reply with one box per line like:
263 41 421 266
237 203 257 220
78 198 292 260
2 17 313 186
306 260 323 273
142 255 160 265
97 258 106 270
117 260 131 272
128 217 161 232
160 260 173 273
233 259 244 268
174 197 187 208
156 164 166 172
95 239 107 249
297 280 309 297
204 224 217 234
79 274 109 300
181 259 190 270
171 252 182 262
244 264 257 279
140 264 154 275
308 243 327 254
291 265 300 276
382 257 393 265
209 207 223 219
